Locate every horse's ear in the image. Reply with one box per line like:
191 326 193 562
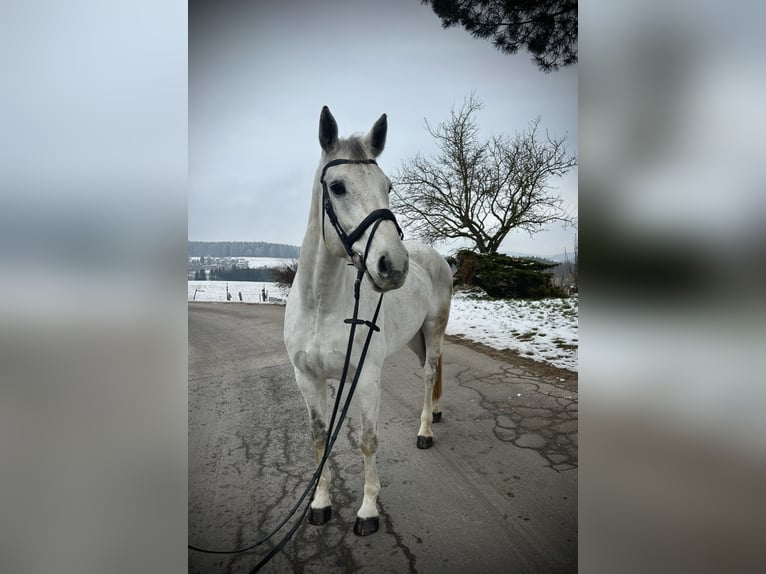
319 106 338 152
365 113 387 157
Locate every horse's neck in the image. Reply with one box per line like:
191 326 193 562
295 185 353 308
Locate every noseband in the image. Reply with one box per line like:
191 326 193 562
319 158 404 269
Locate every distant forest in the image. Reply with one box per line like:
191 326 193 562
188 241 300 258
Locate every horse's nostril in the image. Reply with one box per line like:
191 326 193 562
378 255 392 276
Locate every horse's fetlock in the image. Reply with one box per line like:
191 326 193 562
363 481 381 498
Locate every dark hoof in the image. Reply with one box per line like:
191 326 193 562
432 411 442 423
353 516 379 536
307 506 332 525
416 435 434 449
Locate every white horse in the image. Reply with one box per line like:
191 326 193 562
284 107 452 536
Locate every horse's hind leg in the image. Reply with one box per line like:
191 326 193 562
416 350 439 449
416 321 447 449
354 365 382 536
294 370 333 524
431 355 443 423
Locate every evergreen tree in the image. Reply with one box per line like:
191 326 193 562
454 249 564 298
422 0 577 72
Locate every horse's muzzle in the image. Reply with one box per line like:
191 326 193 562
368 253 408 292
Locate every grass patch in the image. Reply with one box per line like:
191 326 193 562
554 340 578 351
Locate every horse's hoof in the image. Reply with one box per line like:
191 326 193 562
353 516 379 536
307 506 332 525
416 435 434 449
432 411 442 423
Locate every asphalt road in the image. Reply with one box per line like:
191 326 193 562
189 303 577 573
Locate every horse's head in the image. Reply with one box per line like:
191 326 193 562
316 106 409 292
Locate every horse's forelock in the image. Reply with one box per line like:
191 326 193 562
336 136 371 161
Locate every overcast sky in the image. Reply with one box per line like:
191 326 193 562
189 0 577 257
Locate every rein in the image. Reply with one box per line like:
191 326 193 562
189 158 403 572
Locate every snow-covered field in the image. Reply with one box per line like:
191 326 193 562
188 281 288 303
446 289 578 372
189 281 578 372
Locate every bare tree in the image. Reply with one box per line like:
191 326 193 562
391 95 576 253
564 234 578 293
272 259 299 289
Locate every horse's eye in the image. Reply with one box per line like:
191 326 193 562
329 182 346 196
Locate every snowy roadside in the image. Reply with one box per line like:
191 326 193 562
188 282 578 372
446 289 578 372
188 281 288 304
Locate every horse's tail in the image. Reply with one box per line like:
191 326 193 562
432 354 443 401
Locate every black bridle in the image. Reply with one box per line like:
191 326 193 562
319 158 403 269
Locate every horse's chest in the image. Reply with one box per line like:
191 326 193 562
292 331 350 379
286 307 353 379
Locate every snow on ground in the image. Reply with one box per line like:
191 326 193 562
188 281 288 303
188 282 578 372
240 257 295 269
447 289 578 372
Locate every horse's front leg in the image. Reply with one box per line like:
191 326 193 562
354 364 382 536
294 369 333 525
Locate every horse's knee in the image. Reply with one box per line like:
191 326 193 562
310 408 327 439
360 431 378 457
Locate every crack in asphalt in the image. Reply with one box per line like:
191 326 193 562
451 362 578 471
377 497 418 574
278 456 363 573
